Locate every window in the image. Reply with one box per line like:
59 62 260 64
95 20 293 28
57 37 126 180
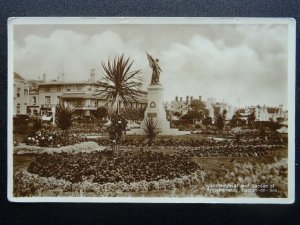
24 89 28 96
45 96 51 105
17 88 21 97
76 99 82 106
17 104 20 114
32 97 37 105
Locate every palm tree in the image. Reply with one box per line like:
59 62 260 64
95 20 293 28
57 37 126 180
97 54 144 114
55 102 75 130
97 54 144 154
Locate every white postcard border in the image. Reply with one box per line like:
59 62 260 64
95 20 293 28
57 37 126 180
7 17 296 204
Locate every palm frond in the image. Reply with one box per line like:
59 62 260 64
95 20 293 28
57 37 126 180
98 54 144 112
142 117 160 146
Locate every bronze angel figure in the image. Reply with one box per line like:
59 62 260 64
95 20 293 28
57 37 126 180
147 52 162 85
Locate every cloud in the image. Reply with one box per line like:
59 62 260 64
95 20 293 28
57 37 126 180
13 24 288 107
160 26 288 107
14 30 148 83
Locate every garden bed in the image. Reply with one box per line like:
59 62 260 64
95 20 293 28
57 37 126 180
13 148 288 198
14 142 105 155
14 150 204 197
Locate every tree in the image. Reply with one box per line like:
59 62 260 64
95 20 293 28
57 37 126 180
98 54 144 114
203 116 212 126
248 112 256 129
215 114 225 131
190 100 207 111
55 103 75 130
230 112 240 126
181 110 202 124
93 106 108 120
97 54 144 154
142 117 160 146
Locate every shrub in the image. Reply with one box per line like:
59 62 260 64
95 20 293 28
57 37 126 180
55 103 74 130
92 106 108 120
107 114 127 145
142 117 160 146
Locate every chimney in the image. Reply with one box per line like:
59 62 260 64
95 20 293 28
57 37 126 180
190 96 193 102
175 96 178 102
186 96 189 104
90 69 95 82
279 104 283 114
42 73 46 82
199 96 202 101
180 97 182 102
61 73 64 81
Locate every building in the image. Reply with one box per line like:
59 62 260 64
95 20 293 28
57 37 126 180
13 72 29 116
211 101 235 121
166 96 217 121
242 105 288 122
14 70 148 118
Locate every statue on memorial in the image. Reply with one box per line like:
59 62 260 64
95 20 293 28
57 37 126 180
147 52 162 85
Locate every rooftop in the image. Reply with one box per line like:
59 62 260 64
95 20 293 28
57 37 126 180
14 72 26 81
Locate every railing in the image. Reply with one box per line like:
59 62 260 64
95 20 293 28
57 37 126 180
75 105 97 110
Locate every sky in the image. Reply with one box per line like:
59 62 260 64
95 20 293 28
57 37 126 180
13 22 289 108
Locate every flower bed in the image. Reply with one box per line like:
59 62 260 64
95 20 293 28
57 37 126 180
27 151 199 184
13 157 288 198
95 134 287 148
14 142 105 155
24 129 85 147
13 169 205 197
13 150 203 196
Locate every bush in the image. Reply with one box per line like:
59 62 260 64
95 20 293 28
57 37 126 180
107 114 127 145
142 117 160 146
55 103 75 130
92 106 108 120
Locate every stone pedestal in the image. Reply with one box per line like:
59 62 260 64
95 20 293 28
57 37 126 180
141 84 190 136
143 84 170 132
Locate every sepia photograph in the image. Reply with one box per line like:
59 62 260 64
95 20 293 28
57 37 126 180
7 17 295 203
